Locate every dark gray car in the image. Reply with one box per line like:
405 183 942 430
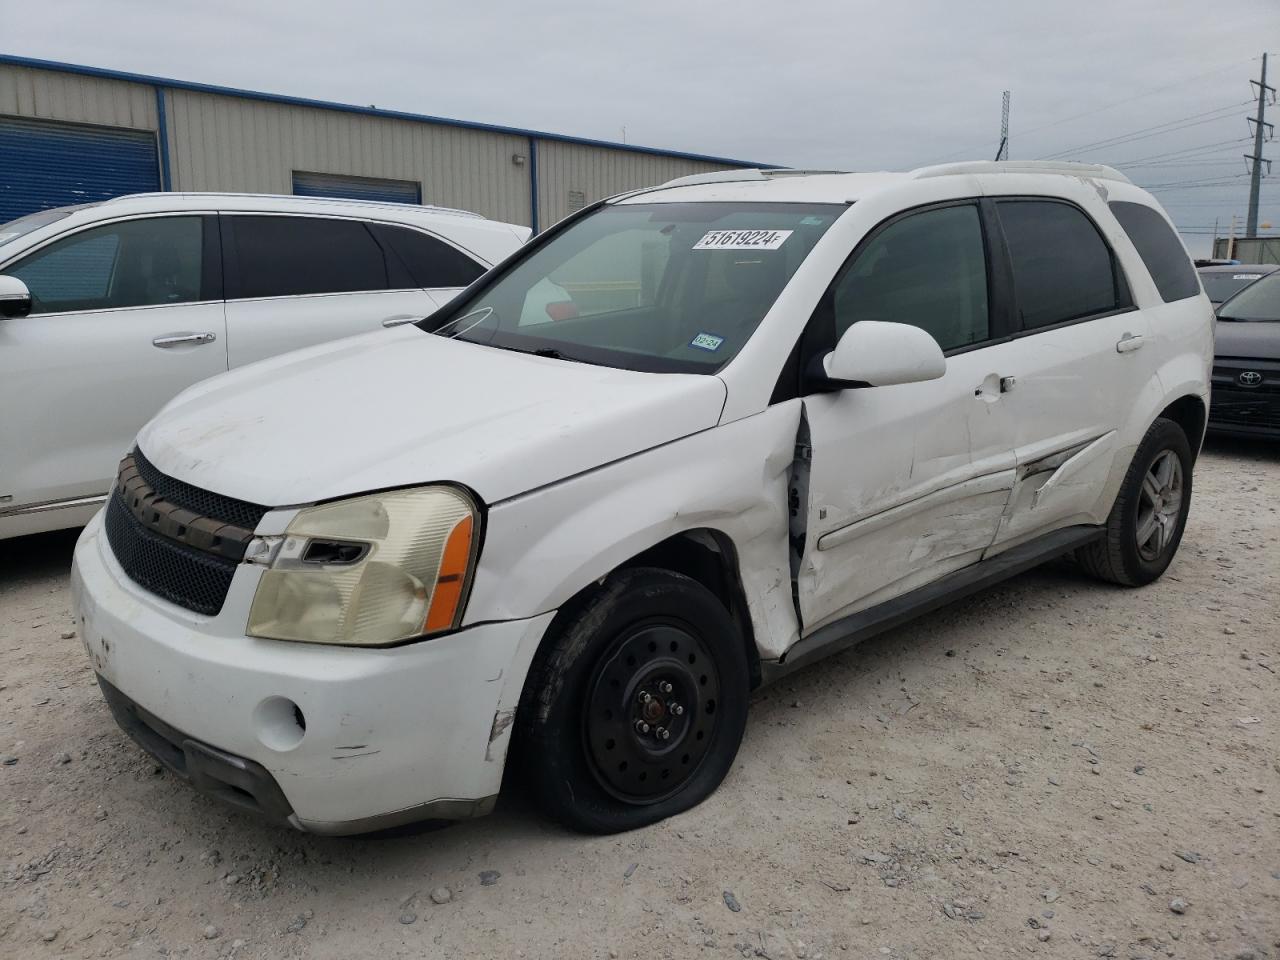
1197 263 1279 306
1210 271 1280 438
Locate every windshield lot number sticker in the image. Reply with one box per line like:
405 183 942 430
694 229 793 251
1233 273 1263 280
690 332 725 352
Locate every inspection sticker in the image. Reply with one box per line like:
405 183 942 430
690 332 725 352
693 229 793 251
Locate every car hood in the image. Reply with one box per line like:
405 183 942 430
138 327 727 507
1214 318 1280 361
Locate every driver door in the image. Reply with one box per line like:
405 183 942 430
796 201 1018 632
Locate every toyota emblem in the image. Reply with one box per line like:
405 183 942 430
1238 371 1263 387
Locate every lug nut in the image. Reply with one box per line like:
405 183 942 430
658 681 673 694
635 720 650 734
638 691 652 705
656 726 671 741
670 702 684 716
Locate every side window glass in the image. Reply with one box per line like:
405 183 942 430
1107 201 1199 303
9 217 203 314
833 204 989 351
997 201 1120 329
372 224 486 290
231 216 387 298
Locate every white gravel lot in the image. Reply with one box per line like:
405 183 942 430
1 437 1277 960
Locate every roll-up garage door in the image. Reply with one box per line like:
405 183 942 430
292 171 422 205
0 117 161 224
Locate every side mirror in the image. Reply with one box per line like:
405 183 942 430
821 320 946 387
0 275 32 319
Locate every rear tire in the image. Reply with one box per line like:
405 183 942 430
516 567 749 834
1076 417 1192 586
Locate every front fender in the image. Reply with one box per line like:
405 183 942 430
463 402 803 660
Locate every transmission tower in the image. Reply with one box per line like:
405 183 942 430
1246 53 1275 236
995 91 1010 161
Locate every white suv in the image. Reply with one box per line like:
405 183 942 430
0 194 529 539
70 162 1213 835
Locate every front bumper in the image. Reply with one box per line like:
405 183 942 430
71 512 553 834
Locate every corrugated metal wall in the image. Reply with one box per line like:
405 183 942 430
0 61 749 230
535 140 726 226
162 89 534 224
0 64 157 131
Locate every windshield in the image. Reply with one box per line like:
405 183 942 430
0 205 92 251
1200 269 1270 304
427 201 843 373
1218 271 1280 321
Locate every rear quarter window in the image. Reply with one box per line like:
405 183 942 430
1108 201 1200 303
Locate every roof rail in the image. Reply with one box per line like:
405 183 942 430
103 192 484 219
659 167 849 189
910 160 1132 184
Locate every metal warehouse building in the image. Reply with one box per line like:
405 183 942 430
0 55 763 231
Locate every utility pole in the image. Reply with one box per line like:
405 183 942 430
995 91 1010 161
1245 53 1274 236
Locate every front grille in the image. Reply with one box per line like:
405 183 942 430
133 449 269 530
1211 358 1280 429
105 491 238 615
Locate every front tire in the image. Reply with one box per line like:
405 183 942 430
517 567 749 834
1077 417 1193 586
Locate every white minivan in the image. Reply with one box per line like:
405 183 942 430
0 193 529 539
71 162 1213 835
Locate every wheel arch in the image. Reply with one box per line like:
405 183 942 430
1157 393 1207 461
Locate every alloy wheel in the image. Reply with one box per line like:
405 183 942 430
1135 449 1184 562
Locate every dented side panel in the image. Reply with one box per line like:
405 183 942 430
465 402 803 659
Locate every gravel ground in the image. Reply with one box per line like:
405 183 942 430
2 438 1277 960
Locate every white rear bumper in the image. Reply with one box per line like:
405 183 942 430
71 512 552 833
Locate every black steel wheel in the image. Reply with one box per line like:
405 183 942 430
582 621 721 804
517 567 749 834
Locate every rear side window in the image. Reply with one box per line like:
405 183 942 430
229 216 387 299
370 223 485 289
9 216 205 314
832 203 990 351
1108 201 1199 303
997 200 1124 329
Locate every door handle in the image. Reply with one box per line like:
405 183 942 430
381 314 421 328
152 332 217 348
1116 332 1145 353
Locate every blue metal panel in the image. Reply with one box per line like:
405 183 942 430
0 116 160 223
291 171 422 205
0 54 774 169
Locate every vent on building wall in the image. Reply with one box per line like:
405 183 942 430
567 190 586 213
292 171 422 206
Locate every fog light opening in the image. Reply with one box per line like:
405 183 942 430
253 696 307 752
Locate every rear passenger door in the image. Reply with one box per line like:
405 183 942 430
984 197 1156 548
220 215 448 367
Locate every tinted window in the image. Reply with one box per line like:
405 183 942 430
998 201 1121 329
832 203 989 351
231 216 387 298
371 223 485 289
1108 201 1199 303
9 216 203 314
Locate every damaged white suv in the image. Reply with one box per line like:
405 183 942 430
71 162 1213 835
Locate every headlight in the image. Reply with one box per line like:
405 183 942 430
247 486 478 646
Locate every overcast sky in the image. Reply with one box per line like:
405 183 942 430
4 0 1278 254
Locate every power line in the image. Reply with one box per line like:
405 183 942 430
917 56 1259 165
1037 102 1251 159
1106 137 1252 166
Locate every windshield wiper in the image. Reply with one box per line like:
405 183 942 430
530 347 588 363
